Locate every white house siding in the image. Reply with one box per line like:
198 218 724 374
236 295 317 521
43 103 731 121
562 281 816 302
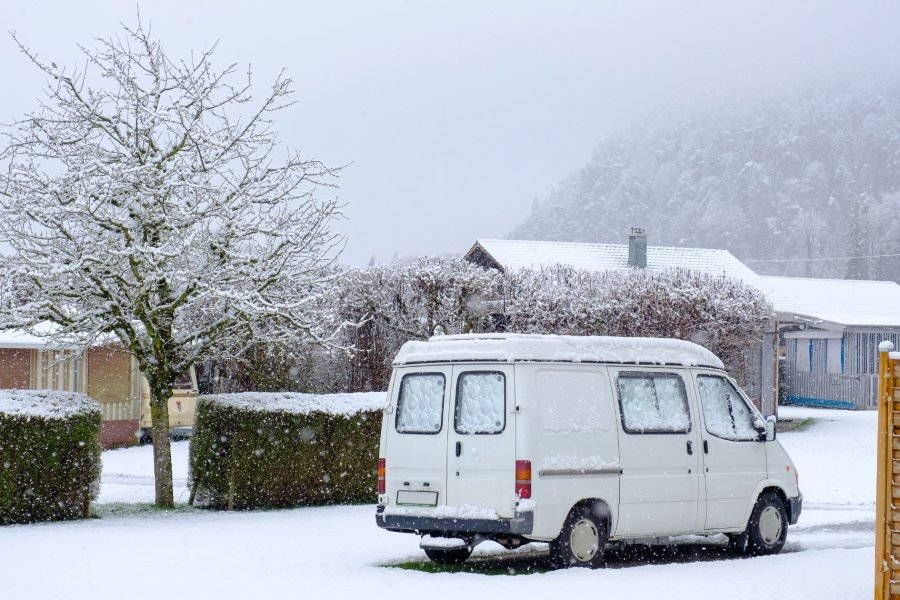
782 329 900 409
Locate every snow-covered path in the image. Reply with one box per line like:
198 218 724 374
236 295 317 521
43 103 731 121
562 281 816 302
0 406 877 599
98 439 191 503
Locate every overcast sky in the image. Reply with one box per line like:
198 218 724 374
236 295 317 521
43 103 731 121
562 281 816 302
3 1 899 265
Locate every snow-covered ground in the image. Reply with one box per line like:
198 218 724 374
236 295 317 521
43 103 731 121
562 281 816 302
0 406 877 599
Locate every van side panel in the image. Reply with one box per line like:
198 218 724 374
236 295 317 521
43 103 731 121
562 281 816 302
376 371 394 504
518 364 620 541
611 366 706 536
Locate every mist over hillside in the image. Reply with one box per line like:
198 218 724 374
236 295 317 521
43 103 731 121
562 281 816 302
510 82 900 282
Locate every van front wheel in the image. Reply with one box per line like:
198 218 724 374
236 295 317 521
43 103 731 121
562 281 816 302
424 546 472 565
746 492 788 556
549 505 608 569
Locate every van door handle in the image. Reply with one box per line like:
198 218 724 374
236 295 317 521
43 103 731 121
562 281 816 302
686 441 693 455
455 441 462 457
703 440 709 454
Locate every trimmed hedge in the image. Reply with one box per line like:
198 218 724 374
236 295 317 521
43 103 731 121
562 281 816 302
189 392 385 510
0 390 102 525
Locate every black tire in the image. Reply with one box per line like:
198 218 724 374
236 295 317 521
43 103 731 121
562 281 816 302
725 531 748 555
745 491 788 556
424 546 472 565
138 428 152 445
549 504 609 569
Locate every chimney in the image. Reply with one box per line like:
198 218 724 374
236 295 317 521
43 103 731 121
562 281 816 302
627 227 647 268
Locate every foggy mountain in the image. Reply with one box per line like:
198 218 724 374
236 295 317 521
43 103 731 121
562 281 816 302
510 81 900 282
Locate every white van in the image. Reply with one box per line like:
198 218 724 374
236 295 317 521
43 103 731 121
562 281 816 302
375 334 801 568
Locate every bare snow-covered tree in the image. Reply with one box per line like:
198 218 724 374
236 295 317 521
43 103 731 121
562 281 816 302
332 259 500 391
0 22 341 506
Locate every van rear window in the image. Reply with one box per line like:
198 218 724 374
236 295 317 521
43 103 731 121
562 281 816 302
396 373 445 434
455 372 505 434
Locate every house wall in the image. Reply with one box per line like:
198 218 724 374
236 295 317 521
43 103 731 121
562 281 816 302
30 350 87 392
87 346 141 447
0 348 32 388
760 332 777 416
782 328 900 409
0 343 143 447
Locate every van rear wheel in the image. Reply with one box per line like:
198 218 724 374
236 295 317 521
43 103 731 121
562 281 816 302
549 505 608 569
424 546 472 565
745 491 788 556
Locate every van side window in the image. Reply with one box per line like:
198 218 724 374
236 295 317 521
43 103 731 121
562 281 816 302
396 373 445 434
455 372 505 434
617 373 691 434
697 375 760 441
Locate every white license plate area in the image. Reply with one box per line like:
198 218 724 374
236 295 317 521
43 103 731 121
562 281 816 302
396 490 438 507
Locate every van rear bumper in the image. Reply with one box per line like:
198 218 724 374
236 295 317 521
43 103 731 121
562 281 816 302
375 506 534 535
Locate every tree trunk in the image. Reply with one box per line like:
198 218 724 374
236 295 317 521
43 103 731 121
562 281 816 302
150 390 175 507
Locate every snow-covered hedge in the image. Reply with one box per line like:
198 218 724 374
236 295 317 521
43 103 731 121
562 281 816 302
0 391 101 524
189 392 386 510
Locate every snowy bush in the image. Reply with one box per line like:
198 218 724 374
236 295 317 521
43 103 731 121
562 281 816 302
0 391 101 524
328 257 501 392
199 261 771 397
503 266 771 381
189 392 386 510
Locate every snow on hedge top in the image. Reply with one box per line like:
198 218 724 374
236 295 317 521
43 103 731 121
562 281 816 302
201 392 388 416
0 390 100 419
393 334 724 369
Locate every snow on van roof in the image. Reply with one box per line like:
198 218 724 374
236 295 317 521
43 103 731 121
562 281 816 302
393 334 724 369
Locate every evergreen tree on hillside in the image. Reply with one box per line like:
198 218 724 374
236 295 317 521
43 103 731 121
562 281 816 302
511 83 900 282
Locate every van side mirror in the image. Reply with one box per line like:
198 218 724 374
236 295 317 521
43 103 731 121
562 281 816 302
764 415 776 442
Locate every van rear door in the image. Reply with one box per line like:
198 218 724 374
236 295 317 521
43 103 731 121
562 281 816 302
446 365 517 518
385 367 452 510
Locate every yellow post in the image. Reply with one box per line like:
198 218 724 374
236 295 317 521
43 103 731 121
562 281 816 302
876 341 897 600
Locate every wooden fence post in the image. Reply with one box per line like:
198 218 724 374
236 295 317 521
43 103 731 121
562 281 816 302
876 341 897 600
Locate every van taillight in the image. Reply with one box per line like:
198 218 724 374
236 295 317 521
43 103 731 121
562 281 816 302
515 460 532 499
378 458 386 495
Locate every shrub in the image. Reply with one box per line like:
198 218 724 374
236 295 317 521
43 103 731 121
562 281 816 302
0 390 102 524
189 392 385 510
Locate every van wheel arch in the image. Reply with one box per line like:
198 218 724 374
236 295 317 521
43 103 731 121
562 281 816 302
742 483 791 527
731 487 789 556
549 499 612 569
762 486 790 523
563 498 613 534
745 490 788 555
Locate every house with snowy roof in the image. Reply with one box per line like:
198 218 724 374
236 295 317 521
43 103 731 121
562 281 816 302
464 230 900 412
755 276 900 410
0 330 197 447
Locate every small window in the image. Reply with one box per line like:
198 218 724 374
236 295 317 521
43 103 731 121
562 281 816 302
794 339 811 373
455 372 506 434
172 369 195 390
396 373 445 434
617 373 690 434
826 338 843 374
697 375 761 441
